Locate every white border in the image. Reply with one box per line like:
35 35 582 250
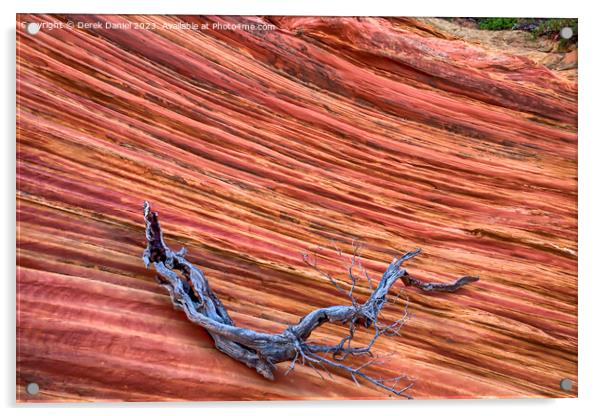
2 0 588 16
3 1 600 415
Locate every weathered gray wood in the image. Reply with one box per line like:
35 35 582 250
142 201 478 398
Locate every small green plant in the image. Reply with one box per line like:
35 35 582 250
532 18 578 37
532 18 578 48
478 18 518 30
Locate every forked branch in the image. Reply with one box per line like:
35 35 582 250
141 201 479 398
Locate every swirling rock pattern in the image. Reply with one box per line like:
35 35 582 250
16 15 577 401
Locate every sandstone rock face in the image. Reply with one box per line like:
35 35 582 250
422 17 578 80
16 15 577 401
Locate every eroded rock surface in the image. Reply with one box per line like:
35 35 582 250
17 15 577 401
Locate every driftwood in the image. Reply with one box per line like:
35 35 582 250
142 201 479 398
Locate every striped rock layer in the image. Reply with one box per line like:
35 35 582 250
16 15 577 401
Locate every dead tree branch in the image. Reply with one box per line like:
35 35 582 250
141 201 479 398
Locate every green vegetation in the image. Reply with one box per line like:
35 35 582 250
469 17 578 48
532 18 578 37
438 17 578 48
478 18 518 30
532 18 578 48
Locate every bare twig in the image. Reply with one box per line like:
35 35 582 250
141 201 479 398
